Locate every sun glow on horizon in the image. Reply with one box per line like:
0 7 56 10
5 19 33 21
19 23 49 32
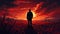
7 10 49 20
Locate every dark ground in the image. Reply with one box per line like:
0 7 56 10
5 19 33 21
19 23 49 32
0 17 60 34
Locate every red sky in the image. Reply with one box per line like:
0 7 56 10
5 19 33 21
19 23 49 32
0 0 60 20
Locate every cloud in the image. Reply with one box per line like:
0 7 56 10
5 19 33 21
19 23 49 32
0 0 60 20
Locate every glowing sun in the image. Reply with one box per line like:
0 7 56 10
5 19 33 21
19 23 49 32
32 11 36 18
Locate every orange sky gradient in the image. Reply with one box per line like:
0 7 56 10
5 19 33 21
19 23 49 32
0 0 60 21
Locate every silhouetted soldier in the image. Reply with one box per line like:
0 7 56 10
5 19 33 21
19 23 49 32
27 9 33 26
25 9 37 34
